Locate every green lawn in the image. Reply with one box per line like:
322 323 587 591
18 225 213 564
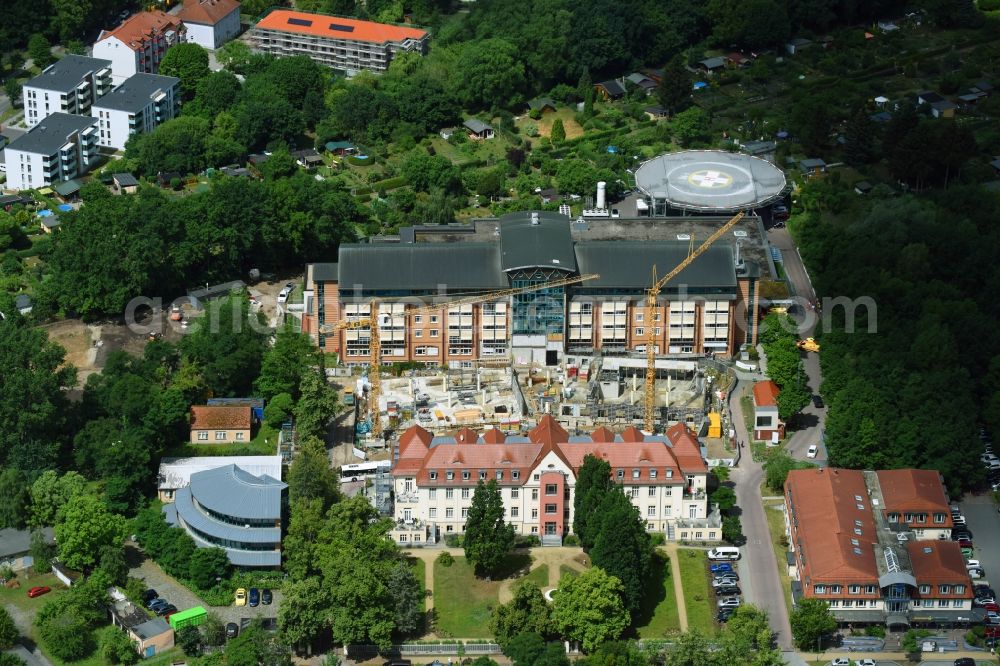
635 552 681 638
432 553 530 638
676 549 716 635
763 501 795 615
0 572 68 619
558 564 581 582
408 557 427 611
164 423 279 458
521 564 548 589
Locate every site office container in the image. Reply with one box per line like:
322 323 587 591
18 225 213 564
169 606 207 630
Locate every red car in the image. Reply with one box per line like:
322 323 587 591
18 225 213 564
986 625 1000 638
984 603 1000 614
27 586 51 598
958 538 974 548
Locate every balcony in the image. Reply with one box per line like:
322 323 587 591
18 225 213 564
683 487 706 500
395 492 419 503
675 514 722 530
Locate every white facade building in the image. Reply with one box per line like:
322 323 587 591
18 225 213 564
178 0 241 50
91 73 181 150
4 113 99 190
22 55 113 128
390 415 720 546
93 11 185 84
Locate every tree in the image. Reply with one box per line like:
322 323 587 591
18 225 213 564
505 631 546 666
671 107 710 147
0 469 29 529
159 43 211 98
54 492 128 571
583 641 647 666
490 581 553 648
388 560 424 638
710 486 737 512
201 612 227 647
453 39 526 108
27 34 54 69
789 598 837 651
656 55 691 115
550 118 566 143
39 612 94 661
763 451 797 492
0 607 18 649
663 630 714 666
722 515 744 544
180 295 266 397
255 326 322 401
589 490 651 614
789 96 832 154
552 568 629 653
30 530 54 574
98 545 129 585
0 654 26 666
464 479 516 577
185 70 242 120
217 40 253 73
294 371 339 441
843 109 878 166
776 374 811 421
98 625 139 665
573 454 612 549
4 79 22 108
188 547 232 589
177 624 202 657
279 577 331 653
264 392 295 428
29 471 86 528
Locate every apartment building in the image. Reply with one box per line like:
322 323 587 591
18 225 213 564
178 0 241 50
390 415 719 545
301 211 762 366
784 467 975 628
4 113 99 190
94 11 186 84
91 73 181 149
23 55 113 128
876 469 955 540
246 9 429 74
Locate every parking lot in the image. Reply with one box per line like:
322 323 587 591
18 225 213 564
961 495 1000 590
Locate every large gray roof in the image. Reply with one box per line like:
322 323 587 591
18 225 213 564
188 464 286 520
25 55 111 93
338 243 507 292
310 262 338 282
0 527 54 558
158 456 283 490
574 241 737 292
92 73 178 113
132 618 171 640
497 211 577 273
7 113 97 156
172 487 281 542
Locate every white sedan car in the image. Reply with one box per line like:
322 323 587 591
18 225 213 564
807 445 818 458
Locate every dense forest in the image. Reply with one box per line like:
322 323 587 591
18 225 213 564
793 187 1000 493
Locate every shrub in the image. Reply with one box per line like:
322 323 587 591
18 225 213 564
649 533 666 546
39 612 94 661
563 534 580 547
444 534 464 548
437 552 454 567
981 0 1000 10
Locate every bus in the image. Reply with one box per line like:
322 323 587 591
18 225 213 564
340 460 392 481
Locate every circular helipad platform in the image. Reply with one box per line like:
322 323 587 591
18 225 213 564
634 150 787 212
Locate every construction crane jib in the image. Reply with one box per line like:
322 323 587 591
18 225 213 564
643 212 745 432
320 273 600 439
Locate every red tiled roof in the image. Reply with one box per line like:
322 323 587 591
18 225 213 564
528 415 568 446
665 422 708 473
785 468 880 589
906 541 974 597
190 405 251 430
876 469 951 523
590 426 615 442
455 427 478 444
254 9 427 45
177 0 240 25
99 11 184 51
481 428 506 444
753 380 780 407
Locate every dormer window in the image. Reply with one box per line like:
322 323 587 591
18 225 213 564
617 469 624 479
666 469 673 478
446 471 454 480
462 471 470 480
479 471 487 480
512 471 520 480
650 470 657 479
632 469 640 479
429 471 438 480
496 471 503 481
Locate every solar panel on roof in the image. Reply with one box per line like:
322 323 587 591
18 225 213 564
329 23 355 32
287 17 313 26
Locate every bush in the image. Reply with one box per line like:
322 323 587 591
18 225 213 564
514 535 540 548
981 0 1000 10
98 625 139 665
39 612 94 661
563 534 581 547
649 532 666 546
437 552 454 567
865 624 886 638
0 607 18 649
444 534 463 548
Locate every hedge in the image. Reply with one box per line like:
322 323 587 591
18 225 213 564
372 176 407 191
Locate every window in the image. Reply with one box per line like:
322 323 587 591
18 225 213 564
429 489 436 499
938 599 949 608
235 432 245 441
632 469 640 479
512 471 520 481
545 503 557 514
888 512 899 523
447 525 453 532
429 471 437 480
956 585 965 594
533 473 540 481
934 513 946 524
650 470 658 479
919 585 931 594
446 508 454 518
532 488 538 500
446 489 454 499
430 329 439 337
531 508 538 519
954 599 964 607
462 471 470 480
815 585 826 594
634 327 644 337
617 469 624 479
831 585 841 594
546 484 558 495
511 507 519 517
414 330 422 338
462 508 469 518
399 534 407 543
430 315 438 323
841 600 853 608
447 471 454 480
647 506 656 516
854 528 862 535
531 526 538 534
865 585 876 594
939 585 950 594
648 486 656 496
905 513 914 522
197 431 208 441
666 469 673 478
511 488 520 499
629 487 639 498
828 600 839 608
215 431 227 441
665 488 672 496
635 313 644 322
479 471 487 480
695 531 703 539
849 585 860 594
922 599 933 607
429 508 437 518
413 315 422 324
461 488 470 499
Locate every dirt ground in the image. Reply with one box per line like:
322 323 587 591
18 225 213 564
537 108 585 140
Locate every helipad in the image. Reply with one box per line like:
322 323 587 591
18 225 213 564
634 150 787 213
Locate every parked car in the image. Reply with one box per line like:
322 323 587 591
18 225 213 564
812 395 824 408
855 660 876 666
277 287 291 304
147 598 168 611
831 659 850 666
262 589 272 605
710 563 733 573
712 577 739 587
967 559 982 569
714 571 739 581
955 658 976 666
226 623 239 639
717 597 741 609
716 609 734 623
773 205 789 221
958 538 974 548
141 589 158 603
807 445 819 458
249 588 260 607
27 586 51 598
970 568 986 579
155 604 177 617
983 602 1000 614
234 588 247 606
716 586 741 596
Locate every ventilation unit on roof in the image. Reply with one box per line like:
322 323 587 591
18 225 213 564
733 230 748 238
531 212 540 225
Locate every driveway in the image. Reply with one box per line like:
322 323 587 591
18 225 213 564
127 546 281 626
960 495 1000 584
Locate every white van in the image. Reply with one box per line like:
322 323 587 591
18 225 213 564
707 546 741 561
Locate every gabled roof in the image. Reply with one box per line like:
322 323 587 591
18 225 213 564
190 405 252 430
527 97 556 111
699 56 726 70
0 527 54 558
24 55 111 93
665 422 708 473
463 119 494 134
753 380 780 408
876 469 950 518
177 0 240 25
254 9 427 45
113 173 139 187
338 243 508 292
906 541 973 594
596 80 625 97
98 11 184 51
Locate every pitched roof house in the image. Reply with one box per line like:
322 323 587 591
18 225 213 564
189 405 253 444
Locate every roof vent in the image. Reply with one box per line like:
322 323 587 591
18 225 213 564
531 212 540 225
733 230 748 238
676 233 690 241
923 547 932 554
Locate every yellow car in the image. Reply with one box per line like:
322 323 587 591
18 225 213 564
234 588 247 606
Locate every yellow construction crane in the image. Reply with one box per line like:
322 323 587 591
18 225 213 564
321 273 600 439
643 212 745 432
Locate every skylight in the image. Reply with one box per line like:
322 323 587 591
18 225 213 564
287 17 313 27
329 23 355 32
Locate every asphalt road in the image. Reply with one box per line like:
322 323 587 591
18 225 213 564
961 495 1000 586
